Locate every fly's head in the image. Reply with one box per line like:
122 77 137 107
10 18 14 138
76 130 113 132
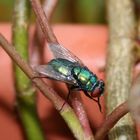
90 79 105 98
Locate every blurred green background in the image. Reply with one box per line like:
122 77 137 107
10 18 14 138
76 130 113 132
0 0 106 24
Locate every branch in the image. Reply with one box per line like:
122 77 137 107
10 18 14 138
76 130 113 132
12 0 45 139
0 33 88 140
29 0 58 43
43 0 58 21
0 33 61 107
128 72 140 123
106 0 137 139
95 70 140 140
134 17 140 64
95 101 129 140
30 0 58 66
70 92 94 140
29 0 94 139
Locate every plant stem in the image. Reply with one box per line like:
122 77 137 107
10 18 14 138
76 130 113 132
0 33 87 140
12 0 31 92
106 0 137 139
128 73 140 122
30 0 58 66
43 0 58 21
30 0 58 44
70 92 95 140
12 0 45 140
95 101 129 140
134 10 140 63
30 0 94 139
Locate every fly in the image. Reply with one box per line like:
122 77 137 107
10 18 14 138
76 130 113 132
35 43 105 111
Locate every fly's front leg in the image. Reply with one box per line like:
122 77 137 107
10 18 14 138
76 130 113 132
84 91 94 100
84 91 102 112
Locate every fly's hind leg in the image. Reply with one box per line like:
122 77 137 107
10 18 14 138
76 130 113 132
32 74 49 80
59 85 81 111
59 89 71 111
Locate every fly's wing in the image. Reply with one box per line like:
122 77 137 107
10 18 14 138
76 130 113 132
48 43 84 66
35 64 76 85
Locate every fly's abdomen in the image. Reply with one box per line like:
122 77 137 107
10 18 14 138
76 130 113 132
86 76 98 91
72 66 97 91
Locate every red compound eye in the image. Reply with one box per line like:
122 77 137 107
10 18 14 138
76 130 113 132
91 88 101 97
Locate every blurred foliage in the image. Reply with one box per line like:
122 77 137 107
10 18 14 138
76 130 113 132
0 0 14 21
0 0 106 24
134 0 140 17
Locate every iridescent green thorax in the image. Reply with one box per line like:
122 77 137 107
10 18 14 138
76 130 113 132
50 59 74 76
72 66 97 92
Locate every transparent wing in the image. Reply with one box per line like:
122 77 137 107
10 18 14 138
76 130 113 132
35 64 76 85
48 43 84 66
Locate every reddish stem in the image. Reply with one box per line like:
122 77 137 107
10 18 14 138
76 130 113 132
95 101 129 140
30 0 58 43
0 33 64 110
30 0 58 66
43 0 58 20
71 92 94 139
30 0 93 139
30 0 94 138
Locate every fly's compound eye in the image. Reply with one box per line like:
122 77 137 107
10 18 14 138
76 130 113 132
98 80 105 96
90 80 104 97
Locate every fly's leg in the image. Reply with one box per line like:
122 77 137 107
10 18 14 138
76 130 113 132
97 97 102 112
84 91 102 112
84 91 94 100
32 75 48 79
59 85 81 111
59 89 71 111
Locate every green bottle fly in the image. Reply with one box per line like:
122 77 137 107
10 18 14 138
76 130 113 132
35 43 105 111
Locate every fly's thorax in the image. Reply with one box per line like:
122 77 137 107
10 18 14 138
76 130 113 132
50 58 74 76
57 66 69 75
72 66 98 91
